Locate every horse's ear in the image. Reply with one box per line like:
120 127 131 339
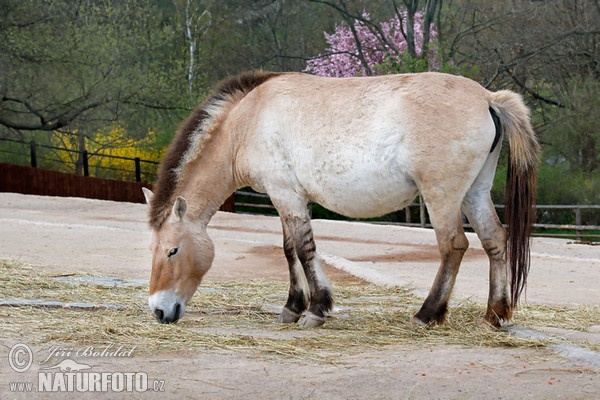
172 197 187 221
142 187 154 205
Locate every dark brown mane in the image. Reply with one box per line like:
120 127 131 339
148 70 282 228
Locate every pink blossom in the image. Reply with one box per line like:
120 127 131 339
305 11 437 77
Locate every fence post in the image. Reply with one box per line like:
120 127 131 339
405 206 411 224
575 207 582 241
82 150 89 177
29 140 37 168
134 157 141 182
419 195 426 228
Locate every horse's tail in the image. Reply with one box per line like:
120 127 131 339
488 90 541 307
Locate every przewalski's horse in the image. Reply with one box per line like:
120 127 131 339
143 71 540 328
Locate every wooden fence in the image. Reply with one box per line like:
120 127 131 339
235 190 600 241
0 163 149 203
0 163 236 210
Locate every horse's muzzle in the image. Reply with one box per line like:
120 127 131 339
148 289 185 324
152 302 182 324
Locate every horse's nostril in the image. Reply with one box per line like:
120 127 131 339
154 308 164 321
175 303 181 318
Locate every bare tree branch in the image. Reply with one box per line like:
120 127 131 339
0 97 108 131
400 0 417 57
511 75 565 108
421 0 440 59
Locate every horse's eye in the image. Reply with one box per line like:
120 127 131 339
168 247 178 258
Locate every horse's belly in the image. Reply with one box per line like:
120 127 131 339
303 167 418 219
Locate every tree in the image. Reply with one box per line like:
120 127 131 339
172 0 212 98
445 0 600 205
194 1 346 81
306 0 442 76
0 0 187 138
305 10 437 76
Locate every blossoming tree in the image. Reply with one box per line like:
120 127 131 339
305 11 438 77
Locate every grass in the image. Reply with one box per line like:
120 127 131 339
532 228 600 242
1 259 599 362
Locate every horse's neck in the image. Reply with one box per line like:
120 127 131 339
178 134 237 225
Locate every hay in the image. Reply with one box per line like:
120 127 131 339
1 259 598 362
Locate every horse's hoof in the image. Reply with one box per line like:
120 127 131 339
277 308 302 324
409 315 430 328
299 312 326 328
483 306 510 330
479 317 501 331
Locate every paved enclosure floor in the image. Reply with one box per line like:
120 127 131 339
0 193 599 399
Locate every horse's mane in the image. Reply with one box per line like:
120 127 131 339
148 70 282 228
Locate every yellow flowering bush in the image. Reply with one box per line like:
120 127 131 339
50 125 164 182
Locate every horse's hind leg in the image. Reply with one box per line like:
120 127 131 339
462 187 510 328
277 220 310 323
412 192 469 326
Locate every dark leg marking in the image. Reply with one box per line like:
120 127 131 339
413 228 469 326
482 238 512 328
463 193 512 329
286 216 333 324
278 222 308 323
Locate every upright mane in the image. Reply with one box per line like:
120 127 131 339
148 70 282 228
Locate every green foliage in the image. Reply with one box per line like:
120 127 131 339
1 0 188 135
543 75 600 176
537 163 599 206
373 41 480 77
491 146 599 226
492 148 598 207
373 52 430 74
491 154 508 205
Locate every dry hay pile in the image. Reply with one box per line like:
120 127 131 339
1 260 598 362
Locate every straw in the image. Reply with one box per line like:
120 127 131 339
1 259 598 361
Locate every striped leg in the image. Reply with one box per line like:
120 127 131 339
277 219 309 323
281 215 333 328
461 144 511 328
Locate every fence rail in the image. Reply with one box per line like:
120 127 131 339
0 137 159 183
0 162 149 203
235 191 599 241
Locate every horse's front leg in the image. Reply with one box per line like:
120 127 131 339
277 219 310 323
281 215 333 328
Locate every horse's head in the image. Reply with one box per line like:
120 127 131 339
143 189 214 324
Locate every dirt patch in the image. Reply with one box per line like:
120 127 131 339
247 245 369 284
347 246 487 263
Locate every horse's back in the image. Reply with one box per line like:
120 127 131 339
241 72 494 160
232 72 498 218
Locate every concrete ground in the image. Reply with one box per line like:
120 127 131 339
0 192 599 399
